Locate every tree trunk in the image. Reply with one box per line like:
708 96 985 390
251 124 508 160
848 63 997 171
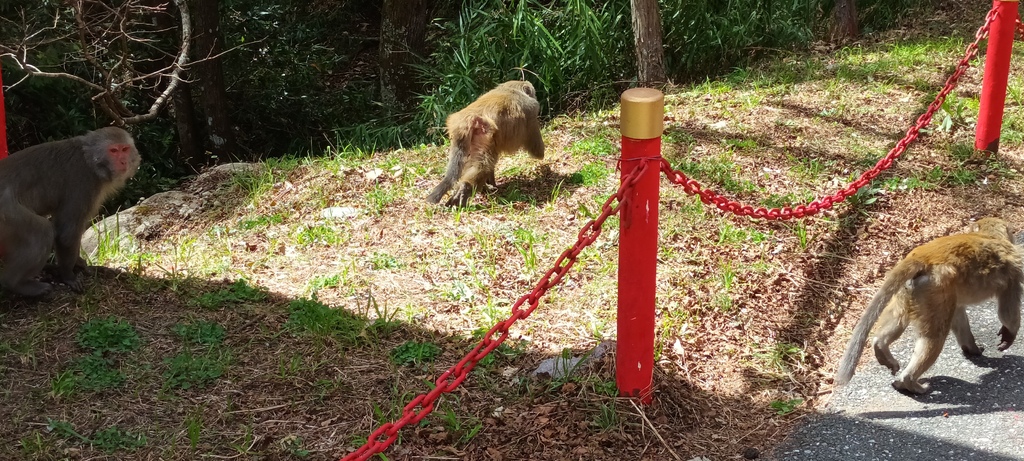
379 0 430 113
170 79 203 168
630 0 666 86
831 0 859 42
143 0 202 167
190 0 236 162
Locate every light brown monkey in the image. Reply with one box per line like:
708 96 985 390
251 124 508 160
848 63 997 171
835 217 1023 394
426 80 545 207
0 127 141 296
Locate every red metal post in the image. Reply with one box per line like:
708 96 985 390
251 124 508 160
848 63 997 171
975 0 1018 154
0 59 8 159
616 88 663 404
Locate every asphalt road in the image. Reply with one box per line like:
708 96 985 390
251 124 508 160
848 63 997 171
771 299 1024 461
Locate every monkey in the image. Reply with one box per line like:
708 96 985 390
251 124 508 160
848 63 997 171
834 217 1023 394
0 127 141 297
426 80 545 207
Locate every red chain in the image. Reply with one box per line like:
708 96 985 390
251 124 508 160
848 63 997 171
339 160 653 461
662 8 996 220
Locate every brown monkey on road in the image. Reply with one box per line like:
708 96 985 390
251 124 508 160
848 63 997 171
0 127 141 297
426 80 545 207
835 217 1023 394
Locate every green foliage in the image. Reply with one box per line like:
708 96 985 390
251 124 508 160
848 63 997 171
72 355 127 391
220 1 384 154
569 162 611 186
568 135 617 158
389 340 442 366
239 214 285 230
91 427 148 453
77 317 141 354
660 0 816 77
770 398 804 415
284 298 366 342
163 350 230 390
369 252 403 270
172 321 227 347
46 419 146 453
673 154 759 195
282 435 311 458
294 223 342 246
593 403 619 430
192 279 269 309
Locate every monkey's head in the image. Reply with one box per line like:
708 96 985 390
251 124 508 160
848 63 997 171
83 127 141 183
500 80 536 100
971 217 1014 242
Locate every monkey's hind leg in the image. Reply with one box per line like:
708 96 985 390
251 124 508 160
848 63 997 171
871 303 907 375
0 215 55 297
951 306 984 357
893 330 947 394
445 182 476 208
445 162 487 208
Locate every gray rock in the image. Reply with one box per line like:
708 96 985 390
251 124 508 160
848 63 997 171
531 341 612 380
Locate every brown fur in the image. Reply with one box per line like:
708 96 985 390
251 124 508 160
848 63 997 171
835 217 1023 394
0 127 141 296
427 80 545 207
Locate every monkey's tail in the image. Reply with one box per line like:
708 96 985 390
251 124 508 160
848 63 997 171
834 260 926 386
426 142 468 204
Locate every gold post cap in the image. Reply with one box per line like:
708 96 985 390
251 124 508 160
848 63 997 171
620 88 664 140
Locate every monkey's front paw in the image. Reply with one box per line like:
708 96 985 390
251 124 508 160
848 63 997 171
60 276 85 293
997 326 1016 351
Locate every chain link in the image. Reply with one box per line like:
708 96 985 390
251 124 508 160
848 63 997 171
662 8 996 220
340 160 653 461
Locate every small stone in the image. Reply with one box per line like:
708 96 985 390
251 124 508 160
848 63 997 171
321 207 360 219
742 447 760 459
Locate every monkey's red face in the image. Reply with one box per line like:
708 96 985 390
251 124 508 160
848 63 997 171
107 143 135 174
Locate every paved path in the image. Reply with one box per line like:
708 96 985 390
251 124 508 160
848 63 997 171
772 299 1024 461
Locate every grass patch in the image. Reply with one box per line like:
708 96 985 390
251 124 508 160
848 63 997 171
172 320 227 346
163 349 230 390
294 223 342 246
239 213 285 230
569 162 611 186
284 298 366 342
389 340 442 367
77 316 141 354
192 279 269 309
47 419 146 453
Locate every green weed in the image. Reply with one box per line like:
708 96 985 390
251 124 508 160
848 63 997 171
439 406 483 446
72 354 127 390
569 162 611 186
284 298 366 342
770 398 804 415
568 136 617 157
92 427 147 453
163 349 230 390
294 223 341 246
239 214 285 230
369 252 403 270
77 317 141 354
172 321 227 347
389 340 441 367
593 403 619 431
192 279 269 309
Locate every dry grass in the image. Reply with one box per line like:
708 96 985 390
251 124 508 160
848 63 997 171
4 2 1024 460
